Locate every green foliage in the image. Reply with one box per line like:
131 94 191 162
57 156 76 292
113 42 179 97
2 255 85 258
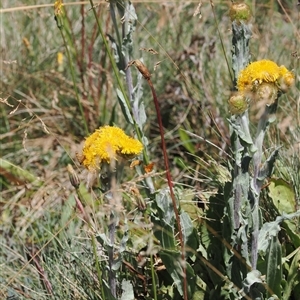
268 178 296 214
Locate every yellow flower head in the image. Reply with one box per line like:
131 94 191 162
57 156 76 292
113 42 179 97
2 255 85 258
81 126 143 170
57 52 64 66
54 0 64 16
237 60 294 94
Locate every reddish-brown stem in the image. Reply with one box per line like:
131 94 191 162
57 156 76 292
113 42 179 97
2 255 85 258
80 4 85 88
147 78 188 300
29 249 53 295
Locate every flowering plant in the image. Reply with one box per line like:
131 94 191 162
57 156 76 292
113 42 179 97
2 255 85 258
229 60 294 114
237 60 294 91
80 125 143 170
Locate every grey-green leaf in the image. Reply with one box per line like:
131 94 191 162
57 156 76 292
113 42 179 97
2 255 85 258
116 88 133 124
266 236 282 298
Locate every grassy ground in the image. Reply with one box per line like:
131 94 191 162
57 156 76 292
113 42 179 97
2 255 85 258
1 1 299 299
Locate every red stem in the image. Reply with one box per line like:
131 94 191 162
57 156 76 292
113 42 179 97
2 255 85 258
147 79 188 300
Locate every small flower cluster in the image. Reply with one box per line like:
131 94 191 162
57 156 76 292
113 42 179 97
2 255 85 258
80 126 143 170
237 60 294 94
229 60 294 114
54 0 64 17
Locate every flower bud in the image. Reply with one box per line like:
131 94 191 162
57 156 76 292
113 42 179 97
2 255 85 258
278 68 295 93
67 164 80 188
256 83 278 105
228 94 248 115
230 3 251 23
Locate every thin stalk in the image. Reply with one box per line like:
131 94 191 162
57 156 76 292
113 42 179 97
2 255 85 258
129 59 187 299
88 0 130 111
91 234 106 299
250 103 277 269
210 0 234 85
150 254 158 300
110 1 133 102
80 4 86 89
146 77 188 300
109 1 151 168
199 256 253 300
108 212 117 297
55 10 89 135
74 189 106 299
229 3 252 266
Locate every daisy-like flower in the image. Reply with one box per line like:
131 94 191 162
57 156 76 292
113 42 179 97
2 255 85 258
237 59 294 95
81 126 143 170
229 60 294 114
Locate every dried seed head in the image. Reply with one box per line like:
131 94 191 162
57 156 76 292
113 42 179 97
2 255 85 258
127 60 151 80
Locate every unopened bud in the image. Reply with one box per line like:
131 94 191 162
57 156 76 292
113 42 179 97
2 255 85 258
256 83 278 105
228 93 248 115
67 164 80 188
278 70 295 93
230 3 251 23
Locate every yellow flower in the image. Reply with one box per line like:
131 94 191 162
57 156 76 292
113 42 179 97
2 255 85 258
57 52 63 65
22 37 31 49
57 52 64 72
54 0 64 16
237 60 294 95
81 126 143 170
